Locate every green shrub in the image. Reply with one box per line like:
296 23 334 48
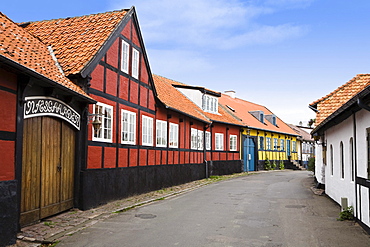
279 161 285 170
264 158 271 170
308 157 315 172
338 206 354 221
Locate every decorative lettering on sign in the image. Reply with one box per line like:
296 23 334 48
24 96 81 130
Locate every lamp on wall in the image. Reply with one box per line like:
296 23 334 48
88 113 103 136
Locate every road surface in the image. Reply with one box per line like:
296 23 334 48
59 170 370 247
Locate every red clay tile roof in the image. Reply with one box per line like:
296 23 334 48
0 12 90 99
310 74 370 125
21 9 128 76
288 124 313 141
153 74 243 126
219 94 297 136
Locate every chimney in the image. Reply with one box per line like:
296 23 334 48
224 90 236 98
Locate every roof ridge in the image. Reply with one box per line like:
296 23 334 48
18 9 129 25
310 74 370 106
222 92 266 108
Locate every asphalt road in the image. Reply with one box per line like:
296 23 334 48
58 170 370 247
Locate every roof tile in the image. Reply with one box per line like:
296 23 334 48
310 74 370 125
0 12 90 98
21 10 128 76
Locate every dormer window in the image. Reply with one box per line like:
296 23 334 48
203 94 218 114
249 110 265 124
265 114 277 126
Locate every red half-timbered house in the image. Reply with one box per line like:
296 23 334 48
0 7 244 246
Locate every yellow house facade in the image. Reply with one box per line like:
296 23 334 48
220 91 299 171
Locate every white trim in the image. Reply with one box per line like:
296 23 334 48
142 115 153 146
121 40 129 73
132 48 139 79
156 120 167 147
92 102 113 143
121 109 136 145
197 130 204 150
169 123 179 148
230 134 237 151
205 131 211 150
215 133 224 151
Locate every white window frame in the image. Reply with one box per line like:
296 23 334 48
280 139 285 151
273 138 278 150
92 102 113 143
203 95 218 114
205 131 211 150
121 109 136 144
121 40 129 73
169 123 179 148
230 135 237 151
142 115 153 146
191 128 198 150
292 141 297 152
215 133 224 151
266 137 271 150
197 130 204 150
156 120 167 147
132 48 139 79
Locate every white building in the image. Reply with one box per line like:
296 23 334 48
310 74 370 234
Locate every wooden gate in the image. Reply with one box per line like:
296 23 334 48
20 116 75 226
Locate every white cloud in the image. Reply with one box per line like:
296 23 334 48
111 0 310 49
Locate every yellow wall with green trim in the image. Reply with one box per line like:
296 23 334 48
241 128 298 161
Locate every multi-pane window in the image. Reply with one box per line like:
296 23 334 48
259 136 264 150
156 120 167 147
280 139 285 151
230 135 237 151
197 130 204 150
93 102 113 142
191 128 198 150
169 123 179 148
273 138 278 150
205 131 211 150
132 48 139 79
292 141 297 152
142 115 153 146
215 133 224 150
121 40 129 73
203 95 218 114
266 137 271 150
121 110 136 144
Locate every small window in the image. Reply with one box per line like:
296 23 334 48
142 115 153 146
203 95 218 114
292 141 297 152
93 102 113 143
121 110 136 144
340 141 344 179
121 40 129 73
330 144 334 176
230 135 237 151
273 138 278 150
259 136 264 150
169 123 179 148
266 137 271 150
132 48 139 79
156 120 167 147
215 133 224 150
191 128 198 150
280 139 285 151
259 112 264 123
350 138 354 182
205 131 211 150
197 130 204 150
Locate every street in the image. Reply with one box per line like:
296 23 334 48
58 171 370 247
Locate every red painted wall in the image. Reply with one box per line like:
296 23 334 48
0 68 17 181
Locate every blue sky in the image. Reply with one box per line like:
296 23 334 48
4 0 370 126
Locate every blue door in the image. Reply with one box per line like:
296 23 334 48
287 140 291 157
243 137 255 172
